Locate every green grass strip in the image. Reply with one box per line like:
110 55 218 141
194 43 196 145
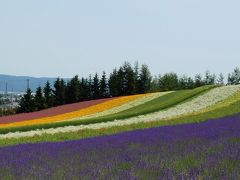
0 85 214 134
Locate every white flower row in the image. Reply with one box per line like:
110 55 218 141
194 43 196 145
1 85 240 139
74 91 171 120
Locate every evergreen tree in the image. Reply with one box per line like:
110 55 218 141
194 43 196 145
53 78 66 105
194 74 204 88
122 62 135 95
204 70 216 85
87 75 93 99
187 77 195 89
159 73 178 91
79 78 89 100
100 71 108 98
34 86 45 111
108 68 119 97
66 75 81 103
138 64 152 93
117 67 125 96
18 88 35 113
133 61 140 93
44 81 54 108
178 75 189 89
92 73 100 99
217 73 224 85
228 67 240 85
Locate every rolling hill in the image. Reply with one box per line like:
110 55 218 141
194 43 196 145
0 85 240 179
0 84 239 141
0 74 60 93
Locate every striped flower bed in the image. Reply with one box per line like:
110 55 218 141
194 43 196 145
0 98 117 124
0 94 146 128
1 85 239 139
70 91 171 120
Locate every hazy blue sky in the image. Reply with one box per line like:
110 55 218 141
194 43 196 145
0 0 239 78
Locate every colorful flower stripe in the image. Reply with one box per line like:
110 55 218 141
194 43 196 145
110 85 240 124
68 91 171 121
0 94 145 128
0 98 117 124
1 85 239 139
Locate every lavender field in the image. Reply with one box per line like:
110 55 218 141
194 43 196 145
0 114 240 179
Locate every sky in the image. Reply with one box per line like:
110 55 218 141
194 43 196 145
0 0 239 78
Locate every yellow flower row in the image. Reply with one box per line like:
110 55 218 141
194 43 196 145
0 94 146 128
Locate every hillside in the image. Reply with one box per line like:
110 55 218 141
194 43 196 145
0 84 239 141
0 85 240 179
0 74 59 93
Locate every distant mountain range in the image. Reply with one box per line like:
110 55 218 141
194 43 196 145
0 74 63 93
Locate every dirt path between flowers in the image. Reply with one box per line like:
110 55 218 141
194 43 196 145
0 97 117 124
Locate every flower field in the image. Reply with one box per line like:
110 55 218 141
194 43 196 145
0 85 240 179
0 97 117 124
0 93 147 128
0 85 239 138
75 91 171 120
1 114 240 179
0 85 213 134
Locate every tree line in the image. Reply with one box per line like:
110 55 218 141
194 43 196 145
18 62 240 113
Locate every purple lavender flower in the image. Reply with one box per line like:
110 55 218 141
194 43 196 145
0 114 240 179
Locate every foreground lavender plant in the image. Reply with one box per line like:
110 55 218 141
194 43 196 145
0 114 240 179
